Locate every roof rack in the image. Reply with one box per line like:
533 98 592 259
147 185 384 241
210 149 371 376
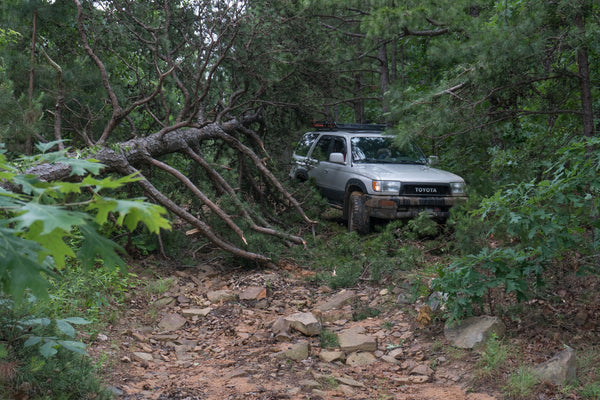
311 121 387 131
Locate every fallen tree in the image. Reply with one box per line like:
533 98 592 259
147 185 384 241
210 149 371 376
26 120 315 264
2 0 324 265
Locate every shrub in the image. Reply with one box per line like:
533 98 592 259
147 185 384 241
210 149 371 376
434 138 600 320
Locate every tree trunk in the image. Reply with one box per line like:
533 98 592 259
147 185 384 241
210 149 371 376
574 13 595 138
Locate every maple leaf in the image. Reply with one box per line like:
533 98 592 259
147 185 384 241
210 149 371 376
13 202 89 235
76 224 126 270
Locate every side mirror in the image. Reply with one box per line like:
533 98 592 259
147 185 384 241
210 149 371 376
427 155 439 166
329 152 345 164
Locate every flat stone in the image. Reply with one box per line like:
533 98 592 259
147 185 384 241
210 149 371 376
338 330 377 352
131 332 146 342
153 297 175 307
275 341 310 361
388 348 404 359
181 307 212 317
285 312 322 336
393 375 430 384
532 346 577 385
319 350 346 363
337 384 355 396
158 313 187 332
316 290 357 311
317 306 354 323
444 316 505 349
239 286 267 301
152 334 179 341
346 351 377 366
298 379 320 389
132 352 153 362
410 364 434 377
381 355 399 364
206 289 237 303
336 376 365 388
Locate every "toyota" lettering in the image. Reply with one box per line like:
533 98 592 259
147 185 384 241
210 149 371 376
416 187 437 193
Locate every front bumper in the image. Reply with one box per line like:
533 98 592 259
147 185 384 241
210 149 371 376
364 194 467 219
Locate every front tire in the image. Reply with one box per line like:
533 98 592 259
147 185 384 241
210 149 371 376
348 191 370 233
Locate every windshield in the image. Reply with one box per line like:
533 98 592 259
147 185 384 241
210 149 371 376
351 136 426 165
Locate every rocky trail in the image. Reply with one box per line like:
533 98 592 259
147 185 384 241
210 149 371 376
93 261 501 400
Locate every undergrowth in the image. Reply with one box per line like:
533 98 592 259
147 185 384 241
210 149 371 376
0 264 139 399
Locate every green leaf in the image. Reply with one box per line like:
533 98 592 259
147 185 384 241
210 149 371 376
0 228 51 299
57 340 87 355
24 223 75 269
56 320 76 338
88 197 170 233
62 317 91 325
35 140 65 154
21 318 52 327
13 202 89 235
77 224 125 270
40 340 58 358
24 336 42 347
55 156 104 176
82 173 142 191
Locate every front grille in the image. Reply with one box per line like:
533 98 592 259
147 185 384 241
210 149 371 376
401 183 451 196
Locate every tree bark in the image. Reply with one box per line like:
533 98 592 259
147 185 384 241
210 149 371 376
574 13 595 138
25 121 313 264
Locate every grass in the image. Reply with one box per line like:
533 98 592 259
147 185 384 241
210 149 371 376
0 261 141 399
319 329 339 349
476 333 509 376
504 366 538 399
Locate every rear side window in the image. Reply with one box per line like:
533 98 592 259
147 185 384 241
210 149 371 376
312 135 333 161
294 132 320 156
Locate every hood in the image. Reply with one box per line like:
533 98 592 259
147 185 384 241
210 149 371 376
352 163 464 183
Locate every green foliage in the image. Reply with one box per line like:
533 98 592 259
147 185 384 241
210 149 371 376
319 329 339 349
304 216 445 289
476 333 508 375
352 305 381 321
0 299 112 399
39 264 140 322
504 366 538 399
434 138 600 320
0 143 170 301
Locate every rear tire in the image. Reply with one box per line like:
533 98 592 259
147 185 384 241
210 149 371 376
348 191 370 234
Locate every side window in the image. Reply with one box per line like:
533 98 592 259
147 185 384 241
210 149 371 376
294 132 319 157
312 136 333 162
332 137 347 160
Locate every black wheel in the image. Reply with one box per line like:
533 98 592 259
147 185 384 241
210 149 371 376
348 191 370 233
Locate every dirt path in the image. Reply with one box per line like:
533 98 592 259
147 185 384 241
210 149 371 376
93 262 499 399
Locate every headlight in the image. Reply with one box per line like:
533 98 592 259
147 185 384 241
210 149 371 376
372 181 401 194
450 182 466 195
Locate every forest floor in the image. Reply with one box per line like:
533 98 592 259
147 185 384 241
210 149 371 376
91 249 600 400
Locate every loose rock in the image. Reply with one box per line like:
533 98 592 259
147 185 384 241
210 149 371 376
444 316 505 349
285 312 322 336
532 346 577 385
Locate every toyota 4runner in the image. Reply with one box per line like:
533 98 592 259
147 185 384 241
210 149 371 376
289 123 467 233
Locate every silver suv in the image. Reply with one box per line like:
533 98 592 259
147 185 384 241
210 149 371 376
289 124 467 232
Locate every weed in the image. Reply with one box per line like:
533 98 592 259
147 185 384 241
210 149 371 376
322 376 338 389
320 329 339 349
579 382 600 399
144 277 176 296
478 334 508 373
353 305 381 321
381 321 394 330
504 366 537 399
0 300 112 399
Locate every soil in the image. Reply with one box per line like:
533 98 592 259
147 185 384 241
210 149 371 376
91 256 599 400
